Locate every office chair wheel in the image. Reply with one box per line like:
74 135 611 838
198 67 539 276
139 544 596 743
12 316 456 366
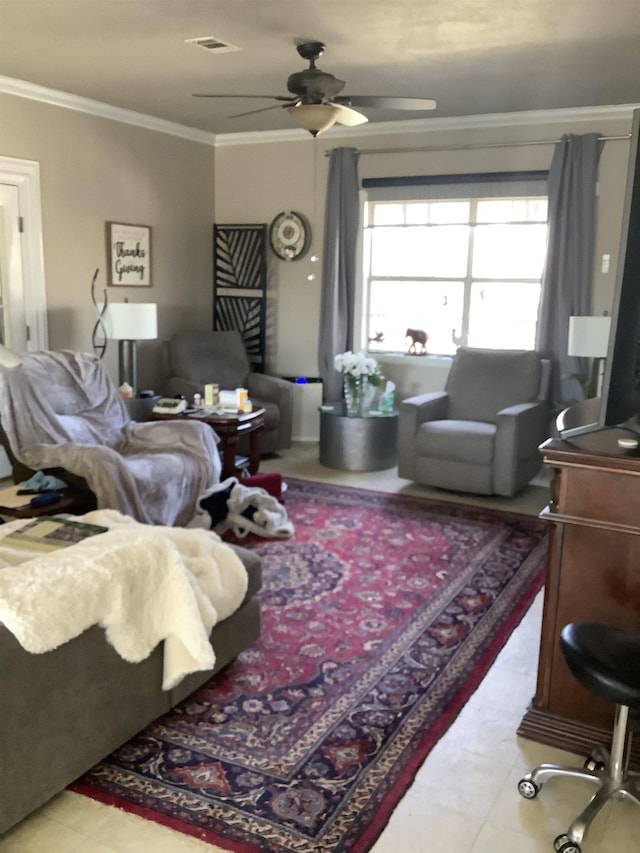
554 834 581 853
517 777 540 799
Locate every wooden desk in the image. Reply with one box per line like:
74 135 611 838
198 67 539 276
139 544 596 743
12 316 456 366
518 433 640 760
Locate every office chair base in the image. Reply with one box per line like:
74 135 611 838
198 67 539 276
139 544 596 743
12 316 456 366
518 764 640 852
553 833 582 853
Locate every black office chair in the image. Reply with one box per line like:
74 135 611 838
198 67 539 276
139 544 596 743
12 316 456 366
518 623 640 853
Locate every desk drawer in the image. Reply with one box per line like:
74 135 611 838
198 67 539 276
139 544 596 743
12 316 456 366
553 465 640 532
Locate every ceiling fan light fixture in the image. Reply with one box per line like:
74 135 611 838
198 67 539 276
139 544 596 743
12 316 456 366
288 103 341 136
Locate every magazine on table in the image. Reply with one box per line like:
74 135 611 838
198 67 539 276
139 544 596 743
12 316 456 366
2 516 108 552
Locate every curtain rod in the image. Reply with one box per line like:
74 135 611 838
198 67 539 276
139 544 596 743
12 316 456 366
324 134 630 157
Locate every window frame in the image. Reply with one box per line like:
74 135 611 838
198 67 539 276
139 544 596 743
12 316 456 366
358 171 549 357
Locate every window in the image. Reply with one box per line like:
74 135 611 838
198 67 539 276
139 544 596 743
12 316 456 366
361 175 549 356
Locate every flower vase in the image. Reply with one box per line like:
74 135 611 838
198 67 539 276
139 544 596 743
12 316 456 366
344 374 372 417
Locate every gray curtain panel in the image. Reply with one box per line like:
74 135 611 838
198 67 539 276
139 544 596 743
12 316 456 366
317 147 360 402
536 133 604 406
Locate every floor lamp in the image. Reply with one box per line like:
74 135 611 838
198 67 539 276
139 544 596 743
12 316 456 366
568 315 612 397
107 302 158 393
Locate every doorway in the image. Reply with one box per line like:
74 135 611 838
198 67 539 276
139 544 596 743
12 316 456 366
0 156 48 478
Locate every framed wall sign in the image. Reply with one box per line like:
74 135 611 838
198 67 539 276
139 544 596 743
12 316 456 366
106 222 152 287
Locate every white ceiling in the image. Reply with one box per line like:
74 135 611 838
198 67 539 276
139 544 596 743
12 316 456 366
1 0 639 136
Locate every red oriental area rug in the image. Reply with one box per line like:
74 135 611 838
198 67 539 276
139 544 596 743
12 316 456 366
72 479 548 852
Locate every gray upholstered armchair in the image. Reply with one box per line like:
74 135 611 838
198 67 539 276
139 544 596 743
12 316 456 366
398 348 551 496
0 349 222 526
163 331 293 454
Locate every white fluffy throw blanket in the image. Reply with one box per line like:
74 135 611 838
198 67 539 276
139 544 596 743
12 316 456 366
0 510 248 690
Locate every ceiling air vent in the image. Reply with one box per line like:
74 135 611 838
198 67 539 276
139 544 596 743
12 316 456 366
184 36 240 54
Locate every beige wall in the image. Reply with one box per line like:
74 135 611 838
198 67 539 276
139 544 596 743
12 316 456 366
213 140 326 378
214 110 635 396
0 94 216 392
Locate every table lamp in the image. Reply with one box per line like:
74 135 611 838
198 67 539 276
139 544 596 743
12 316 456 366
567 315 612 397
106 302 157 392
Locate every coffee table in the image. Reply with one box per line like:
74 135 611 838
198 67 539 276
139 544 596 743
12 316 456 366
150 407 266 479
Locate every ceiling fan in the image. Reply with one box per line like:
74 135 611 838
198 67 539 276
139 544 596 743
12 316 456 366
193 41 437 136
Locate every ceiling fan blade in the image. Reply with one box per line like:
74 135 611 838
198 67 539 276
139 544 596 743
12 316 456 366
335 95 437 111
230 101 298 119
333 104 368 127
193 93 294 101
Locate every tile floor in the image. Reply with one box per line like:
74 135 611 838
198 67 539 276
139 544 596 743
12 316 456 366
1 445 638 852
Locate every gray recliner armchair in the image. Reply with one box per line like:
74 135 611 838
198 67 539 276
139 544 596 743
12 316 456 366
163 331 293 454
398 347 551 496
0 349 222 526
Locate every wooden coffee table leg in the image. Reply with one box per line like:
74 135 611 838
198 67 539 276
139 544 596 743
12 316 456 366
221 435 238 480
248 428 261 475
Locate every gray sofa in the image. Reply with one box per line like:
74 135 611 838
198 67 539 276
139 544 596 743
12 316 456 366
163 331 294 454
0 543 262 836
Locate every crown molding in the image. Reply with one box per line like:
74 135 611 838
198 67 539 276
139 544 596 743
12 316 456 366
214 103 640 147
0 76 218 147
2 76 636 149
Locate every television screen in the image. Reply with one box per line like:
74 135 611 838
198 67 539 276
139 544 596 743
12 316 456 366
600 107 640 429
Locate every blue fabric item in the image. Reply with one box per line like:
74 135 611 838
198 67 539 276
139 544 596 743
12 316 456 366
30 491 62 508
18 470 68 492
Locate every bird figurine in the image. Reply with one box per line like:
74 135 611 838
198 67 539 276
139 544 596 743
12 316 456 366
452 328 465 348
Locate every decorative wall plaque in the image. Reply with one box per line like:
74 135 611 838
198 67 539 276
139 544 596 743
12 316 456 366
213 224 267 371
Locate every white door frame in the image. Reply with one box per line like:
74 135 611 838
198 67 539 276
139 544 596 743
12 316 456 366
0 155 48 350
0 156 47 479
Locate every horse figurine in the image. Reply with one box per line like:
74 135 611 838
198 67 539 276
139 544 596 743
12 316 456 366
406 328 428 355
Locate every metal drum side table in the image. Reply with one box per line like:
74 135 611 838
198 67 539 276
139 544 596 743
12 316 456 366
319 404 399 472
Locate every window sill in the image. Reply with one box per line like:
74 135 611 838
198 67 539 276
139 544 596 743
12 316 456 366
374 352 453 369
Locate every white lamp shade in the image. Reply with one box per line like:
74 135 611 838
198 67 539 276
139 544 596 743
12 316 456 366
107 303 157 341
567 316 611 358
288 104 341 135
